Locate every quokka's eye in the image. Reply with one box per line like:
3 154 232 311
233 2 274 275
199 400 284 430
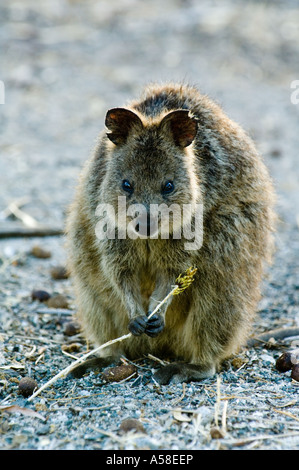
122 179 134 194
162 181 174 195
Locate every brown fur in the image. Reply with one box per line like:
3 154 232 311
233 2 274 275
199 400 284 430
66 83 275 384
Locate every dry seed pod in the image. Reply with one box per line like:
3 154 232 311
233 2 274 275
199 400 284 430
31 245 51 259
64 321 81 336
119 418 146 434
210 427 225 439
50 266 69 280
18 377 38 398
31 289 51 302
102 363 137 382
46 294 69 309
275 352 293 372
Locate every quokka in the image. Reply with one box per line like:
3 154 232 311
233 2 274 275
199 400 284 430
66 83 275 384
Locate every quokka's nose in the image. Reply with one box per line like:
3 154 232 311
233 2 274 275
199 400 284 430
136 213 152 237
134 210 160 238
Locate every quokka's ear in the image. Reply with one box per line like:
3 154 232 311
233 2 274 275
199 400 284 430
159 110 198 147
105 108 143 145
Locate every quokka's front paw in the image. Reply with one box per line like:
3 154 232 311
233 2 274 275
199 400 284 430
128 315 148 336
128 313 165 337
145 312 165 337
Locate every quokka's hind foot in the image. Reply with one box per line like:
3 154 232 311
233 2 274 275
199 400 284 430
153 362 216 385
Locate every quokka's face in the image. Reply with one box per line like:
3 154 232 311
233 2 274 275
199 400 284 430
101 107 200 239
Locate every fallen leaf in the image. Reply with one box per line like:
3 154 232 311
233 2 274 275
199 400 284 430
0 404 46 421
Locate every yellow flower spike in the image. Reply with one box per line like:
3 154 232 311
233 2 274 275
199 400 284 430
28 266 198 401
173 266 198 295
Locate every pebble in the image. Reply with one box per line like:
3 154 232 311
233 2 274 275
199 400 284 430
30 246 52 259
50 266 69 280
18 377 38 398
63 321 81 336
36 424 51 435
46 294 69 309
119 418 146 434
31 289 51 302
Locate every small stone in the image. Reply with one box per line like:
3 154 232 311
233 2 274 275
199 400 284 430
210 427 225 439
102 363 137 383
31 289 51 302
50 266 69 280
119 418 146 434
30 245 51 259
18 376 38 397
61 343 81 353
46 294 69 309
270 148 281 158
63 321 81 336
291 364 299 382
37 424 51 435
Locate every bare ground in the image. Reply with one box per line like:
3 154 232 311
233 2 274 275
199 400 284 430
0 0 299 451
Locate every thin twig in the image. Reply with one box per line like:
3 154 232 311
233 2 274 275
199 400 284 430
147 353 169 366
28 267 197 401
247 327 299 347
171 383 187 406
1 197 63 237
27 332 132 401
28 286 178 401
28 287 177 401
0 225 63 238
272 408 299 423
6 201 42 229
214 375 221 428
225 431 299 447
221 400 228 434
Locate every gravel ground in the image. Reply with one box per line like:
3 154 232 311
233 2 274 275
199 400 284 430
0 0 299 451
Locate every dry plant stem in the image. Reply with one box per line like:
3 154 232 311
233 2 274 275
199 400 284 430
28 268 197 401
28 284 180 401
247 327 299 347
1 196 63 238
221 400 228 434
28 332 132 401
0 226 63 238
226 431 299 447
214 375 221 428
7 201 41 228
1 196 31 219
